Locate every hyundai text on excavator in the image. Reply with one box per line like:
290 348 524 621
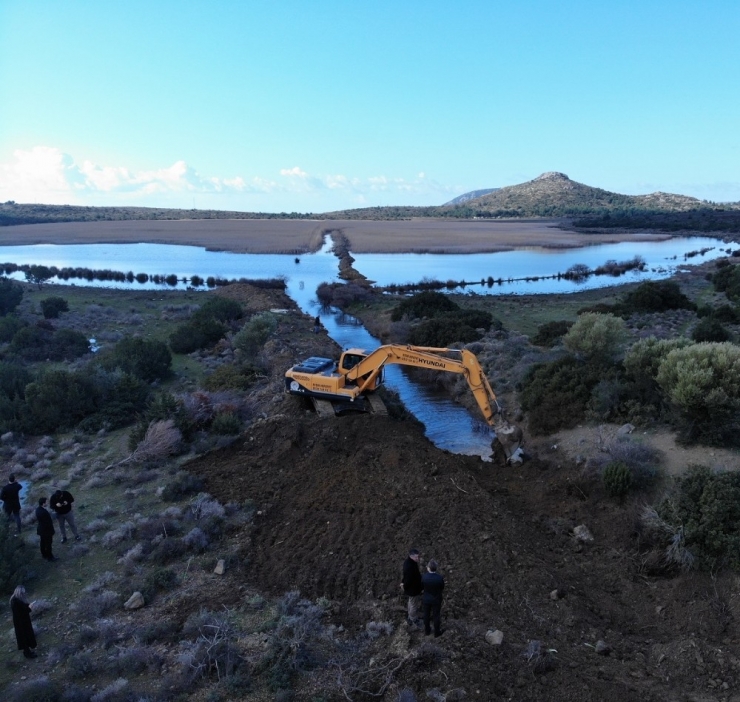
285 344 523 462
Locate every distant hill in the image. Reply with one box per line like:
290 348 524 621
462 172 708 216
444 188 498 206
0 202 313 226
3 174 738 230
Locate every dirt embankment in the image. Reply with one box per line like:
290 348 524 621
187 407 740 701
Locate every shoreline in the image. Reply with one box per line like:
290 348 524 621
0 218 682 255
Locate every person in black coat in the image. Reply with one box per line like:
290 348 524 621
50 488 80 542
400 548 423 625
10 585 37 658
1 473 22 533
421 559 445 637
35 497 57 561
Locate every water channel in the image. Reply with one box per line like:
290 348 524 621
0 235 731 459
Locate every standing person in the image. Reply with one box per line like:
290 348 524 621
0 473 22 534
35 497 57 562
400 548 423 626
313 315 322 333
50 488 80 543
10 586 37 658
421 559 445 637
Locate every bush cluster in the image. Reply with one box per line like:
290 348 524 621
691 317 732 342
391 291 499 347
97 336 172 383
578 280 696 318
0 278 23 316
602 461 632 499
531 320 574 347
169 296 243 354
0 332 173 434
202 363 262 391
520 356 604 434
712 262 740 302
233 312 277 356
657 465 740 569
9 325 90 362
316 281 373 307
40 296 69 319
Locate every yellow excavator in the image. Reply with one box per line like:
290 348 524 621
285 344 523 462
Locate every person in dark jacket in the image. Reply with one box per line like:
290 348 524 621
50 488 80 542
421 559 445 637
10 585 37 658
35 497 57 561
0 473 22 534
401 548 423 625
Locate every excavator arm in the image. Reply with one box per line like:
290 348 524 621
344 345 523 463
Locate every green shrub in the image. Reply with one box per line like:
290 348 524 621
99 336 172 382
142 567 178 600
233 312 277 356
22 370 97 433
711 304 740 324
602 461 633 499
161 472 204 501
0 278 23 316
129 391 195 448
391 291 458 321
9 326 89 362
531 320 574 347
712 263 740 302
202 363 261 391
520 356 603 434
563 313 627 362
211 412 241 435
40 296 69 319
170 316 227 354
194 296 243 323
691 317 731 342
656 342 740 446
0 315 25 342
408 316 483 347
657 465 740 569
624 336 692 385
621 280 696 313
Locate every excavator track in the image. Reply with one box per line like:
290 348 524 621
367 394 388 415
311 398 337 418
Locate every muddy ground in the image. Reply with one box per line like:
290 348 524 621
180 284 740 701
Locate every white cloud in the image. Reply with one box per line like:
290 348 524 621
279 166 308 178
0 146 458 209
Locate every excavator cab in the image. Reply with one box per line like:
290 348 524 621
339 350 383 389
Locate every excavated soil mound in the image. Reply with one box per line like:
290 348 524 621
187 411 740 701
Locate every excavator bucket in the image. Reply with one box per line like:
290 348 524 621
492 417 524 465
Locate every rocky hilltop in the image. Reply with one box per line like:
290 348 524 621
465 171 706 215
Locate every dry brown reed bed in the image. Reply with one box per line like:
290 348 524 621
0 217 671 254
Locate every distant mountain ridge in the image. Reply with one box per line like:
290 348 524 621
444 188 499 206
2 173 738 227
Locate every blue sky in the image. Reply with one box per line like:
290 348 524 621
0 1 738 211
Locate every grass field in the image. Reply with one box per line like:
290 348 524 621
0 217 672 254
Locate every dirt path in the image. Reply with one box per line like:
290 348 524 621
550 423 740 476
